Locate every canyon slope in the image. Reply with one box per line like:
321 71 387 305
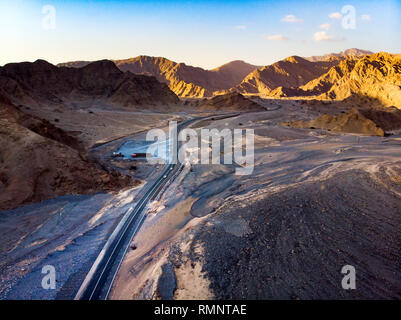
0 94 133 211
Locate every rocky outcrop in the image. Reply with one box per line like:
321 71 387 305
281 108 385 136
294 53 401 108
0 97 133 211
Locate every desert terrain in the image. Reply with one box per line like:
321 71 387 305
0 49 400 300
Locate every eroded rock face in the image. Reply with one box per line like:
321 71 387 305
0 98 133 211
281 108 385 136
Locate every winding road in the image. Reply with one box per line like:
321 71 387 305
74 113 238 300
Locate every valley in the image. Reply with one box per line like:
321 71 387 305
0 48 400 300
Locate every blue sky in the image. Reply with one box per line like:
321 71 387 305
1 0 400 68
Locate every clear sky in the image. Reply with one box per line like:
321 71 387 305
1 0 400 69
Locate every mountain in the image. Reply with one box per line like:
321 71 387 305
111 57 261 98
57 61 92 68
0 95 132 210
58 57 260 98
55 49 376 98
233 56 338 95
0 59 179 109
305 48 373 62
299 52 401 107
209 60 262 86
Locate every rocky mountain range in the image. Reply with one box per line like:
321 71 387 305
305 48 373 62
1 48 400 209
57 49 379 100
232 56 339 96
2 48 399 112
299 52 401 107
59 57 260 98
0 59 179 110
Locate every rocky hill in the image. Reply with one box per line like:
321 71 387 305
281 108 385 136
298 52 401 107
59 57 260 98
199 92 265 111
0 95 133 210
0 59 179 109
115 57 261 98
232 56 338 96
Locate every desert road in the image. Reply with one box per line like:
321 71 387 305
74 113 239 300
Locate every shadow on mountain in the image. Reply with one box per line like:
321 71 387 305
281 94 401 136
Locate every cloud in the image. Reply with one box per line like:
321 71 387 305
329 12 342 19
234 25 246 30
319 23 330 30
314 31 332 41
313 31 345 42
263 34 289 41
281 14 303 23
361 14 371 21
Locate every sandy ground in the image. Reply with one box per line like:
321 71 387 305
0 187 143 299
1 99 400 300
20 104 183 149
108 101 401 300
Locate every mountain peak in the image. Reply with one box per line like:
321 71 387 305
305 48 372 62
83 59 120 71
283 56 308 64
341 48 373 56
211 60 260 71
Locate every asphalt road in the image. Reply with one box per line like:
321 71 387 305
74 113 238 300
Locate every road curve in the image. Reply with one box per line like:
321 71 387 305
74 114 238 300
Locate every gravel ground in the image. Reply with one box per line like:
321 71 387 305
186 169 401 299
